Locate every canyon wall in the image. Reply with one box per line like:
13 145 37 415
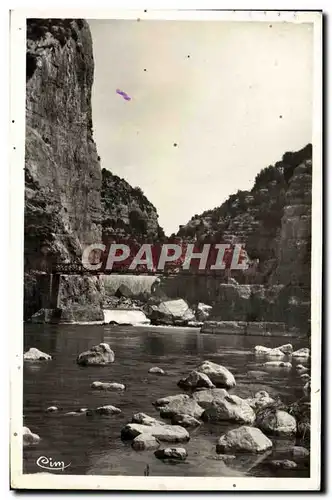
24 19 103 320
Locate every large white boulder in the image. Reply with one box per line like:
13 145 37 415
216 426 272 453
24 348 51 361
196 361 236 388
121 423 189 442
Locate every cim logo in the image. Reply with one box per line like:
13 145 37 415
36 456 71 472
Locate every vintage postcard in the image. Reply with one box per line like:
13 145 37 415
10 9 322 491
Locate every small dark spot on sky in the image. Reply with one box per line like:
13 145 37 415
187 55 190 58
14 433 17 437
144 68 147 72
12 120 15 123
269 24 272 28
279 115 283 119
144 10 147 13
173 143 178 147
137 18 141 22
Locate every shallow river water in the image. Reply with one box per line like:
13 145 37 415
23 324 310 478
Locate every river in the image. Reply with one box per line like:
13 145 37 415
23 324 310 478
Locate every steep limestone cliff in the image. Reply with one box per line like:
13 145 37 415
168 145 312 332
176 144 312 287
24 19 103 320
101 168 165 243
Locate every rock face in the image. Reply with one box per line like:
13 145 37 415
24 19 103 320
76 343 115 366
202 395 255 424
196 361 236 389
216 426 272 453
171 144 312 332
101 169 164 243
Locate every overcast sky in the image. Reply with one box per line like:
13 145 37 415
89 19 313 236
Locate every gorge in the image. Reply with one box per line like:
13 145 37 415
24 19 311 337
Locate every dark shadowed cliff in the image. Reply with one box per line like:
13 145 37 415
101 168 165 243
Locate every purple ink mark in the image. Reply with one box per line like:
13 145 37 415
116 89 131 101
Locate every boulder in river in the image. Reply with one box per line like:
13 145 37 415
147 299 195 326
148 367 165 375
196 303 212 321
94 405 121 415
65 408 88 416
132 434 160 451
77 343 115 366
154 447 188 461
23 427 40 447
256 409 296 435
158 396 204 420
296 364 309 374
24 348 52 361
216 426 272 453
131 413 165 426
171 414 202 428
264 361 292 369
192 388 228 408
292 348 310 358
91 381 125 391
154 394 190 408
246 391 275 411
291 446 310 459
202 395 255 424
269 460 297 470
278 344 293 354
196 361 236 388
254 346 285 357
121 423 189 442
178 370 215 390
45 406 59 413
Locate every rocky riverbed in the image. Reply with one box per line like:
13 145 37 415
23 324 310 477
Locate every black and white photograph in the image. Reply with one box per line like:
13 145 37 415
10 9 322 491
